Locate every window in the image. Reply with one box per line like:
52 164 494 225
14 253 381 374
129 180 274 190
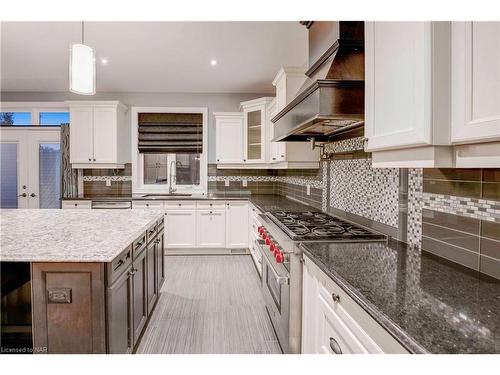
39 112 70 126
0 112 31 126
175 154 200 185
132 107 208 194
143 153 200 186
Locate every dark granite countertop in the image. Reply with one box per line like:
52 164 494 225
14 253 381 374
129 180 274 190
301 240 500 354
62 194 317 213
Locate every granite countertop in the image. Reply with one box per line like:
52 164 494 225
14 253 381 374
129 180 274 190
301 240 500 354
0 209 163 262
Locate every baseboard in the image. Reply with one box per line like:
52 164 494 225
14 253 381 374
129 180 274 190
164 248 250 256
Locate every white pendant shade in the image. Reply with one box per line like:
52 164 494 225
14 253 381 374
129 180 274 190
69 43 95 95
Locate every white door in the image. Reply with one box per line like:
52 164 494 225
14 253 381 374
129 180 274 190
196 210 226 248
215 116 244 163
164 210 196 248
225 201 248 248
365 22 432 151
452 22 500 144
93 106 116 163
69 106 93 163
0 128 61 209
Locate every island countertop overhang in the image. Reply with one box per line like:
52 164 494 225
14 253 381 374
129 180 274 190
0 209 164 263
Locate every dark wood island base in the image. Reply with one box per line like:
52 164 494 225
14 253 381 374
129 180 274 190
26 217 164 354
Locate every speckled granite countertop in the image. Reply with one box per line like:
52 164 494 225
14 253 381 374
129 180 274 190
0 209 163 262
301 240 500 354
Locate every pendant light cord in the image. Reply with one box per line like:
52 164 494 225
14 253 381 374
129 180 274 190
81 21 84 44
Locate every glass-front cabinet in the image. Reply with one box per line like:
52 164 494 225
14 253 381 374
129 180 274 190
242 97 273 164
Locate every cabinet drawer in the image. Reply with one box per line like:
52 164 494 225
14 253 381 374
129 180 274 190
146 223 157 243
62 200 92 209
132 201 164 209
133 233 147 259
196 201 226 210
107 245 133 285
164 200 196 210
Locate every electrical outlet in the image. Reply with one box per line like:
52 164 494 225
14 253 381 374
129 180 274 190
307 185 310 196
106 179 111 187
242 179 247 187
224 180 230 187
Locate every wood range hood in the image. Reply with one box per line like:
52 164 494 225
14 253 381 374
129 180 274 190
271 21 365 142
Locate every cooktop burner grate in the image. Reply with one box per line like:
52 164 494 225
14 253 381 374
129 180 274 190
267 211 387 241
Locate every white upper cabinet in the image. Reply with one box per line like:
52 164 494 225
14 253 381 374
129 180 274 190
242 97 273 164
214 112 244 164
364 22 453 167
67 101 129 169
451 22 500 144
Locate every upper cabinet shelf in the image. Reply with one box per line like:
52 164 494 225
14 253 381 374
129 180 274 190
364 22 500 168
66 101 130 169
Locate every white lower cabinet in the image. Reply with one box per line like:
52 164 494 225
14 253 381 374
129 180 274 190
164 210 196 248
302 254 409 354
196 210 226 248
225 201 249 248
61 200 92 209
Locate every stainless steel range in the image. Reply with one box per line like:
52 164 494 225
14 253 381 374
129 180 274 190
254 210 386 354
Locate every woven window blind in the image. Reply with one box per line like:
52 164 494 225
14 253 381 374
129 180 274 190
138 112 203 153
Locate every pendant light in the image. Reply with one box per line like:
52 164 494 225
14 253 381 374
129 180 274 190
69 21 95 95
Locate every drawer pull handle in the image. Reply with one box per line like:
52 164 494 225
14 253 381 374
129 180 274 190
329 337 342 354
332 293 340 303
113 259 124 271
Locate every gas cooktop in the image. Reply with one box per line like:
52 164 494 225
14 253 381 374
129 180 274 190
267 211 387 241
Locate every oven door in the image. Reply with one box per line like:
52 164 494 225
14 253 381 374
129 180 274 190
258 241 290 353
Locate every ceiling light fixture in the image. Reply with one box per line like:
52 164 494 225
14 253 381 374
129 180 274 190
101 58 108 65
210 59 217 66
69 21 96 95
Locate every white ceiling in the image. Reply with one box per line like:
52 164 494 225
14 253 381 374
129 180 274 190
1 21 308 94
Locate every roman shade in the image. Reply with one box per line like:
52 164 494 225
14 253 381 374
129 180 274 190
138 112 203 153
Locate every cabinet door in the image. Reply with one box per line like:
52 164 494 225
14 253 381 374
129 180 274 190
452 22 500 143
315 293 371 354
156 233 165 292
164 211 196 248
93 106 116 163
132 250 148 346
216 116 244 163
225 201 248 248
244 107 265 162
146 239 158 314
196 210 226 248
107 268 133 354
70 106 93 163
365 22 432 151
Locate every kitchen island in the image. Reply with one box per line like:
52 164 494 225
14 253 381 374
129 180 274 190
0 209 165 354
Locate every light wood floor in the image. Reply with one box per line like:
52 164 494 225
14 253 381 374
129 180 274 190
136 255 282 354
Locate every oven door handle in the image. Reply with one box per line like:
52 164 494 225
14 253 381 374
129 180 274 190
255 239 289 286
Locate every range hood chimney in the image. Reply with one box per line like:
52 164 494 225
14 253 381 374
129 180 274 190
271 21 365 142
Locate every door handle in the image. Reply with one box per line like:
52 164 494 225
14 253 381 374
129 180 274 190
329 337 342 354
29 193 37 198
18 193 27 198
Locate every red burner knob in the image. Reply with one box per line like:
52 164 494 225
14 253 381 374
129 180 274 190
265 237 271 245
262 232 267 240
275 252 284 263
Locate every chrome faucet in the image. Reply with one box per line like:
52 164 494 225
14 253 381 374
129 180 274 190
168 160 177 194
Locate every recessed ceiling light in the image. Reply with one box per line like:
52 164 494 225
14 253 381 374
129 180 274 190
101 58 108 65
210 59 217 66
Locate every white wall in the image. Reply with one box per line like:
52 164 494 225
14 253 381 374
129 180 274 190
0 91 267 162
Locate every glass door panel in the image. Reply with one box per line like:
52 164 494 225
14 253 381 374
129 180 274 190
0 143 19 208
247 109 262 161
38 144 61 208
